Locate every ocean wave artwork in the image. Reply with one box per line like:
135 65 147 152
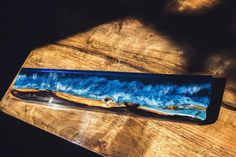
12 68 213 121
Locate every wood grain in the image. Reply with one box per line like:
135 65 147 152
165 0 220 13
1 18 236 156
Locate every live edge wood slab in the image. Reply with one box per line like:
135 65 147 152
1 18 236 156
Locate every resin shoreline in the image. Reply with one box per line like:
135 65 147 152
11 88 207 120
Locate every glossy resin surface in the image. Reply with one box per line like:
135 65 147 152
12 68 212 121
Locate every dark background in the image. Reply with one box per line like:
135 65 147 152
0 0 235 156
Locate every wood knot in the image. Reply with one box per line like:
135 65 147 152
97 140 108 152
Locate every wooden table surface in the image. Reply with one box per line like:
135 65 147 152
1 16 236 156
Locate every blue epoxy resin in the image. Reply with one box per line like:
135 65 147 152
13 68 212 121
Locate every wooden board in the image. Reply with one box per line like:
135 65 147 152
1 18 236 156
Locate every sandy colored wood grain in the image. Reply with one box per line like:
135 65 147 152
1 18 236 156
165 0 220 13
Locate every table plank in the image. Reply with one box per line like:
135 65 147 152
1 18 236 156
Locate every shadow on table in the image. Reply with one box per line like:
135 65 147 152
1 0 236 98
